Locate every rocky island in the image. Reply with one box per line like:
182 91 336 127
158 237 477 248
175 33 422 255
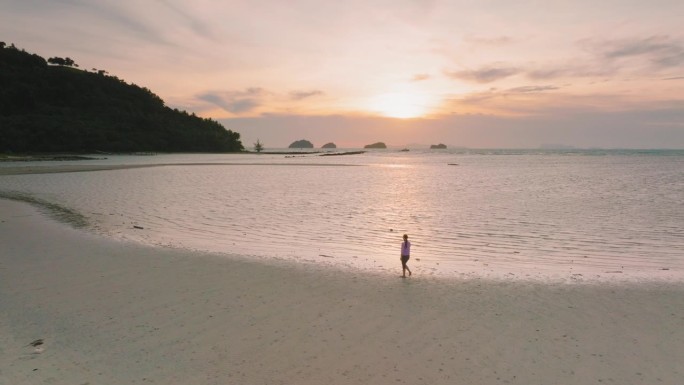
430 143 447 149
288 139 314 148
364 142 387 149
321 142 337 149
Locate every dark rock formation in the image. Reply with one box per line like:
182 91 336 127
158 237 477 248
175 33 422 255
430 143 447 149
289 139 314 148
321 142 337 149
364 142 387 149
319 151 365 156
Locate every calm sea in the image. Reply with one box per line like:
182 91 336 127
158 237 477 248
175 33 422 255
2 149 683 282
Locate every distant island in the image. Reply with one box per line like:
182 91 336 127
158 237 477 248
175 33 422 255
364 142 387 149
430 143 447 149
321 142 337 149
0 43 243 153
289 139 314 148
539 144 577 150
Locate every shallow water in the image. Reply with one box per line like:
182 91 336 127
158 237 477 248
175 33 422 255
2 149 683 282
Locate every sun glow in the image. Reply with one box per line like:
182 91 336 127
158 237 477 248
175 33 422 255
369 92 432 119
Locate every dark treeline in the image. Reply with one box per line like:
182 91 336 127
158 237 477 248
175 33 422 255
0 43 243 153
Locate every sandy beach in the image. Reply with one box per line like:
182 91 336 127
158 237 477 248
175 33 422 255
1 198 683 384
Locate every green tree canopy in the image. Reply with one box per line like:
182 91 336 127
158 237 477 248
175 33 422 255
1 44 243 153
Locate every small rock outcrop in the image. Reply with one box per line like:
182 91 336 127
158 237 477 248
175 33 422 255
364 142 387 149
321 142 337 149
430 143 447 149
289 139 314 148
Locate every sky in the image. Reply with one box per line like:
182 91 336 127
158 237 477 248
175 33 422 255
1 0 683 149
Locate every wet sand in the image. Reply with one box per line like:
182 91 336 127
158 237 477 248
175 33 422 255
1 199 683 384
0 161 362 176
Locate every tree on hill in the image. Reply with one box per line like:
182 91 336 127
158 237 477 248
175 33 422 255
0 43 243 153
48 56 78 67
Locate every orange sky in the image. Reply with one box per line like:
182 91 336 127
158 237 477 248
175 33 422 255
2 0 683 148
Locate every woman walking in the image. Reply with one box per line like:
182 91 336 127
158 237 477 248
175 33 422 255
400 234 412 277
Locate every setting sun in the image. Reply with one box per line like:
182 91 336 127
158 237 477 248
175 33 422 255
369 92 432 119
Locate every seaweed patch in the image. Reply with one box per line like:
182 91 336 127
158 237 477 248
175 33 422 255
0 191 89 228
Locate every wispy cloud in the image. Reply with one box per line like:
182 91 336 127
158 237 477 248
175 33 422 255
447 88 671 119
448 35 684 85
506 85 559 93
444 66 520 83
197 88 267 114
289 90 324 100
54 0 174 46
583 35 684 69
602 36 681 59
197 88 324 115
463 35 514 46
411 73 430 81
157 0 216 40
526 63 617 80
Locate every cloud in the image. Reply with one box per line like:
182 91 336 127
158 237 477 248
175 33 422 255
526 65 616 80
441 87 669 119
525 69 567 80
444 66 520 83
451 36 684 84
447 62 612 83
197 88 267 114
663 76 684 80
506 85 559 93
603 36 678 58
584 35 684 69
223 99 260 114
463 35 514 46
197 88 324 115
289 90 324 100
411 73 430 81
157 0 216 40
54 0 174 46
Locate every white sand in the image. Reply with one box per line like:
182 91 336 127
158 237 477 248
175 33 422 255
1 199 683 385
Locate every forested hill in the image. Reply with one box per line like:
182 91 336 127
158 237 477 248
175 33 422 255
0 43 243 153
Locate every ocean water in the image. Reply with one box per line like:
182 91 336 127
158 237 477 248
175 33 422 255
2 149 683 282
